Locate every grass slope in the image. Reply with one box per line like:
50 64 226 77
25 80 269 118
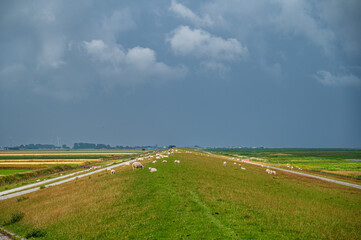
209 148 361 179
0 151 360 239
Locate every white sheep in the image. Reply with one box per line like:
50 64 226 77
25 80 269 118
132 162 144 170
149 167 158 173
111 169 115 175
152 160 157 163
233 162 237 165
174 160 180 164
124 162 130 166
162 160 167 163
223 161 227 166
241 167 246 170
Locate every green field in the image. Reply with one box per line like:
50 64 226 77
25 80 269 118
0 150 360 239
208 148 361 179
0 169 34 176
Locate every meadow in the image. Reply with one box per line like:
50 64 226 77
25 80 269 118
0 150 360 239
208 148 361 180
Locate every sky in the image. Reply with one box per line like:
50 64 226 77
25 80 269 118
0 0 360 148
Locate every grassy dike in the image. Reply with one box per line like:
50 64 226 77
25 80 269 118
0 150 360 239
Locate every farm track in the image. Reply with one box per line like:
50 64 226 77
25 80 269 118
0 159 138 201
208 152 361 190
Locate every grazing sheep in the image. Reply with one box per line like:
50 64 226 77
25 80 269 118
239 164 241 166
241 167 246 170
266 169 276 175
132 162 144 170
36 179 41 182
174 160 180 164
152 160 157 163
124 162 130 166
234 162 237 165
111 169 115 175
162 160 167 163
223 161 227 166
149 167 157 173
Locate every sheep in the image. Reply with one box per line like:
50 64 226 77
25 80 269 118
111 169 115 175
223 161 227 166
132 162 144 170
266 169 276 175
174 160 180 164
36 179 41 182
241 167 246 170
149 167 157 173
152 160 157 164
162 160 167 163
124 162 130 166
233 162 237 165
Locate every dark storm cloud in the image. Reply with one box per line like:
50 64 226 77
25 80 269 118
0 0 360 147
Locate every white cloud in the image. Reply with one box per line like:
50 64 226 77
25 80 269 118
83 40 187 82
167 26 247 61
169 0 213 27
314 70 361 86
202 0 336 54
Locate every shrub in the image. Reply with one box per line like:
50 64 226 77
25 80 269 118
25 228 46 238
17 196 29 202
3 211 25 226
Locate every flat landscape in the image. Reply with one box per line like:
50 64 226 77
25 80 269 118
209 148 361 181
0 149 360 239
0 150 142 188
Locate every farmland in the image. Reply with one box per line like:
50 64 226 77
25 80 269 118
0 149 360 239
208 148 361 180
0 149 143 186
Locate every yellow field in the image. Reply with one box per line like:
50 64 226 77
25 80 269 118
0 162 87 165
0 152 138 156
0 159 101 162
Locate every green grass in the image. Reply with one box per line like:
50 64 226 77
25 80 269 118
208 148 361 179
0 169 34 175
0 150 360 239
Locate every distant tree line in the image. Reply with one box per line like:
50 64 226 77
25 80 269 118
6 144 59 150
2 143 173 150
